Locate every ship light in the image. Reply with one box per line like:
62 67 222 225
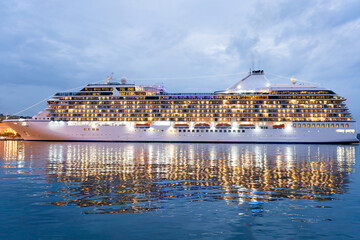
285 124 292 133
48 121 66 130
168 126 175 134
254 127 261 133
153 121 171 126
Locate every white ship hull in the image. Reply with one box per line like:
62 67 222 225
5 120 358 143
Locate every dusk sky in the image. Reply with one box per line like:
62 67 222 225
1 0 360 125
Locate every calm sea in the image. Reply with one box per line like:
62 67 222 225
0 141 359 239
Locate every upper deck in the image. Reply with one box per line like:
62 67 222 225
44 71 353 123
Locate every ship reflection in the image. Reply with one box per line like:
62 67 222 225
0 141 356 214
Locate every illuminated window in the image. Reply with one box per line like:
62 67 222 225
298 124 301 128
331 124 334 128
346 124 349 128
341 124 344 128
312 124 315 128
317 124 320 128
336 124 339 128
321 124 324 128
293 124 296 128
303 124 306 128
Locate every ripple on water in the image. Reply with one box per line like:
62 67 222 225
0 141 358 239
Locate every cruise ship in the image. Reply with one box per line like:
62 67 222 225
4 70 358 143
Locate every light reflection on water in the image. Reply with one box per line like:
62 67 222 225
0 141 356 216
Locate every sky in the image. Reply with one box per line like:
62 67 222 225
1 0 360 124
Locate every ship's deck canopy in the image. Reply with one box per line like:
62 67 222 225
216 70 328 94
227 70 270 92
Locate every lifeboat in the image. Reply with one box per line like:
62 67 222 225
239 122 255 129
174 122 190 128
216 122 232 128
194 122 210 128
135 122 151 128
273 123 285 129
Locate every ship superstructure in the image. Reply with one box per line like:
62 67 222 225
5 70 358 143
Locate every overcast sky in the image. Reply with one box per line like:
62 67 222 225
1 0 360 124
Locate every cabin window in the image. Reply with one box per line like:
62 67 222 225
331 124 334 128
346 124 349 128
341 124 344 128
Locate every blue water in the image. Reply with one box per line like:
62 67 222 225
0 141 360 239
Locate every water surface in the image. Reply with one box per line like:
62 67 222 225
0 141 359 239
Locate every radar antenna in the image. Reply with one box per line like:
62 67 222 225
106 72 113 84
